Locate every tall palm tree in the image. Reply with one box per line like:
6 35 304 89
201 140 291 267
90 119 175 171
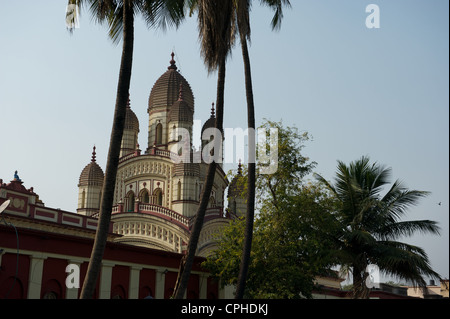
315 156 441 299
67 0 185 299
173 0 236 299
172 0 291 300
233 0 291 299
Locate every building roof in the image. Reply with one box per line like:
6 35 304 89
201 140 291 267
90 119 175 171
201 103 216 134
78 146 104 187
125 98 140 132
227 161 245 198
168 84 193 123
148 53 194 112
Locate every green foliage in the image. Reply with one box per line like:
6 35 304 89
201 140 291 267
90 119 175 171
315 156 441 298
203 120 338 299
204 124 441 299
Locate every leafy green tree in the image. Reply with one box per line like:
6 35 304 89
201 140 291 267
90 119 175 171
233 0 292 299
315 156 441 298
67 0 185 299
204 121 338 298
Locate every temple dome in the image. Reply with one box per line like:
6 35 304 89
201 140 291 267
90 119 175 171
148 53 194 112
169 84 193 123
227 162 245 198
174 162 200 177
125 101 140 132
202 103 216 134
78 147 104 187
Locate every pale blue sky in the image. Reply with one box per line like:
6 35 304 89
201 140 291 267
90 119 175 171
0 1 448 280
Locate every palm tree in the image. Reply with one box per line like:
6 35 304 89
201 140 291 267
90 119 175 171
233 0 291 299
172 0 291 300
315 156 441 299
67 0 185 299
173 0 236 299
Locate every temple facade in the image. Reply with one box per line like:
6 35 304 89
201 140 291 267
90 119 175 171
76 53 245 257
0 54 245 299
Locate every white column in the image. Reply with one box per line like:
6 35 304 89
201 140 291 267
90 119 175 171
199 274 208 299
27 256 47 299
128 266 142 299
155 269 166 299
99 262 114 299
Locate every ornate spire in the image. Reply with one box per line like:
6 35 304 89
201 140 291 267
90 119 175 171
91 146 97 162
168 52 178 70
210 102 215 118
237 159 242 175
127 94 131 109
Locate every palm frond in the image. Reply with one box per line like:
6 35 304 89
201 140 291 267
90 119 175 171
89 0 117 25
314 173 338 197
376 220 441 241
381 187 431 221
106 2 124 45
260 0 291 30
321 156 440 294
373 241 441 288
196 0 236 72
142 0 186 32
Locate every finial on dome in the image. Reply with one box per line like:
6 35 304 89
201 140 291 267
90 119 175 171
211 102 215 118
168 52 178 70
237 160 242 175
91 146 97 162
127 94 131 108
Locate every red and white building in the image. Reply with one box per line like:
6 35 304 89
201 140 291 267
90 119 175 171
0 175 226 299
0 54 243 299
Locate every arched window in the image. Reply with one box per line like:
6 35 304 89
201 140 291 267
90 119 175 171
111 285 126 299
140 189 150 204
172 125 177 142
153 188 163 206
155 123 163 145
81 190 86 209
126 191 135 212
208 196 216 208
42 292 57 299
195 181 198 200
177 181 182 201
42 279 62 299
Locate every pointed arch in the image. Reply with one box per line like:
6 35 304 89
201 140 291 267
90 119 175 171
177 180 182 201
172 125 177 142
208 196 216 208
139 189 150 204
81 190 86 209
153 188 163 206
126 191 135 212
155 123 163 145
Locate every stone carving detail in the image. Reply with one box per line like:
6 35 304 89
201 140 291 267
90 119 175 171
113 220 184 253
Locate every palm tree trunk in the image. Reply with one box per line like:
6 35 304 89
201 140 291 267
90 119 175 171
173 58 226 300
235 35 256 299
80 0 134 299
352 264 370 299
